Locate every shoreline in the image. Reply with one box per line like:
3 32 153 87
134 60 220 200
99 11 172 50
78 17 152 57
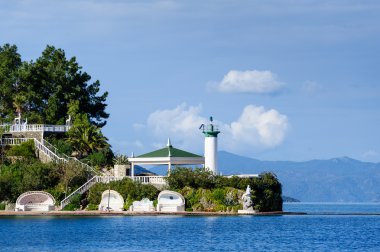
0 210 304 217
1 211 380 217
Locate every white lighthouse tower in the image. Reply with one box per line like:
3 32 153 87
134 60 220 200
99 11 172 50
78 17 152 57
200 116 220 175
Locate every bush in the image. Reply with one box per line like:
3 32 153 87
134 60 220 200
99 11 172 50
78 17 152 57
6 140 35 158
169 168 283 212
87 178 160 209
0 202 5 210
63 194 81 211
86 203 98 211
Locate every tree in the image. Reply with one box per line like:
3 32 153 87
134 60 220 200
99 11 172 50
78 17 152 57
0 44 22 121
58 161 88 198
67 118 110 159
0 44 109 126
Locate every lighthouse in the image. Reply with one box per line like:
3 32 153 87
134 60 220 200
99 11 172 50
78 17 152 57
200 116 220 175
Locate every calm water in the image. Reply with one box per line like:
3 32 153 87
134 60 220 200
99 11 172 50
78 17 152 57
1 203 380 251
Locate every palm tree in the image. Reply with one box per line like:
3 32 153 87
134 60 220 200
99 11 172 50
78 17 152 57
67 124 109 159
13 93 27 114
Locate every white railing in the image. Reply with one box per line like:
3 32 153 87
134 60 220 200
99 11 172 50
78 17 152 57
95 176 167 185
0 124 71 133
60 176 99 209
41 139 97 174
0 137 32 146
132 176 167 185
0 138 97 174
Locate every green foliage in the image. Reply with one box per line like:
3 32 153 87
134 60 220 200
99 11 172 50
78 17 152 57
166 167 215 189
63 194 81 211
0 160 61 202
46 137 72 156
113 154 129 165
87 178 160 210
67 120 110 159
179 187 243 212
0 43 109 126
84 150 113 169
6 140 35 158
86 203 98 211
0 202 5 210
168 167 283 212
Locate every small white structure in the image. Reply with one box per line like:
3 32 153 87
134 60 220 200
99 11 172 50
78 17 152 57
15 191 56 211
238 185 258 214
156 190 185 212
200 116 220 175
98 190 124 211
129 198 155 212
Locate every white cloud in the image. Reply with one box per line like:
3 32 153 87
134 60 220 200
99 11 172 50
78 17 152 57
362 150 379 158
146 103 206 151
216 70 284 94
140 103 289 154
228 105 289 148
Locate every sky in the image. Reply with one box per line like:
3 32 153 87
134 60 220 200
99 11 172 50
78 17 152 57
1 0 380 162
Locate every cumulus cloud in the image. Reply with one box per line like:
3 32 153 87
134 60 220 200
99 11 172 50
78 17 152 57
145 104 206 150
227 105 289 148
140 103 289 154
216 70 284 94
147 103 205 135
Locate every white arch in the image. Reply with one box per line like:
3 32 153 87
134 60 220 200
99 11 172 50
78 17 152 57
98 190 124 211
157 190 185 212
15 191 56 211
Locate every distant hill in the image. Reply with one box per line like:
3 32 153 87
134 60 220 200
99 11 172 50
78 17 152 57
218 151 380 202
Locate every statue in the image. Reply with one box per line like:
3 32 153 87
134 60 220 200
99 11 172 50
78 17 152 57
242 185 253 211
65 115 72 126
238 185 257 214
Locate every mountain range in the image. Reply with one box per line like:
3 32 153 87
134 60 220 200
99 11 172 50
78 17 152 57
218 151 380 202
144 151 380 202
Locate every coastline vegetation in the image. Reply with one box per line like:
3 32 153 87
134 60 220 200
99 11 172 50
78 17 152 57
167 168 282 212
0 43 283 212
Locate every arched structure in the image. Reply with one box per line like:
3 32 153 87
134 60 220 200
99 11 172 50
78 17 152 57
156 190 185 212
98 190 124 211
15 191 56 211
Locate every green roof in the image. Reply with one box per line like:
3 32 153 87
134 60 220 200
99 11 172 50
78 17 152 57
137 145 202 158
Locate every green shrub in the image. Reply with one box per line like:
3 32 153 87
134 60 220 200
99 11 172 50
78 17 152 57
113 154 129 165
169 168 282 212
0 202 5 210
87 178 160 209
63 194 81 211
86 203 98 211
6 140 35 158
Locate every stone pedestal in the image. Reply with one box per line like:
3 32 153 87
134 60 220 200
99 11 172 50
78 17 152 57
238 209 258 214
113 165 128 177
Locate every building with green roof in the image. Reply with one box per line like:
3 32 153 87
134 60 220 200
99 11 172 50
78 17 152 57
129 138 205 177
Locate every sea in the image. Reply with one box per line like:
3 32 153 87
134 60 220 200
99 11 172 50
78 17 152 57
1 203 380 251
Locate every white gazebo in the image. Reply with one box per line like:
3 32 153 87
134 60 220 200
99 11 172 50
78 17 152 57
129 139 205 177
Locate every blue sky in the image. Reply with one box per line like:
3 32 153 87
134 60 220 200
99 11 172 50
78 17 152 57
1 0 380 162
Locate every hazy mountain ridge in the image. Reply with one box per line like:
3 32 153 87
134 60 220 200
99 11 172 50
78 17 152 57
218 151 380 202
